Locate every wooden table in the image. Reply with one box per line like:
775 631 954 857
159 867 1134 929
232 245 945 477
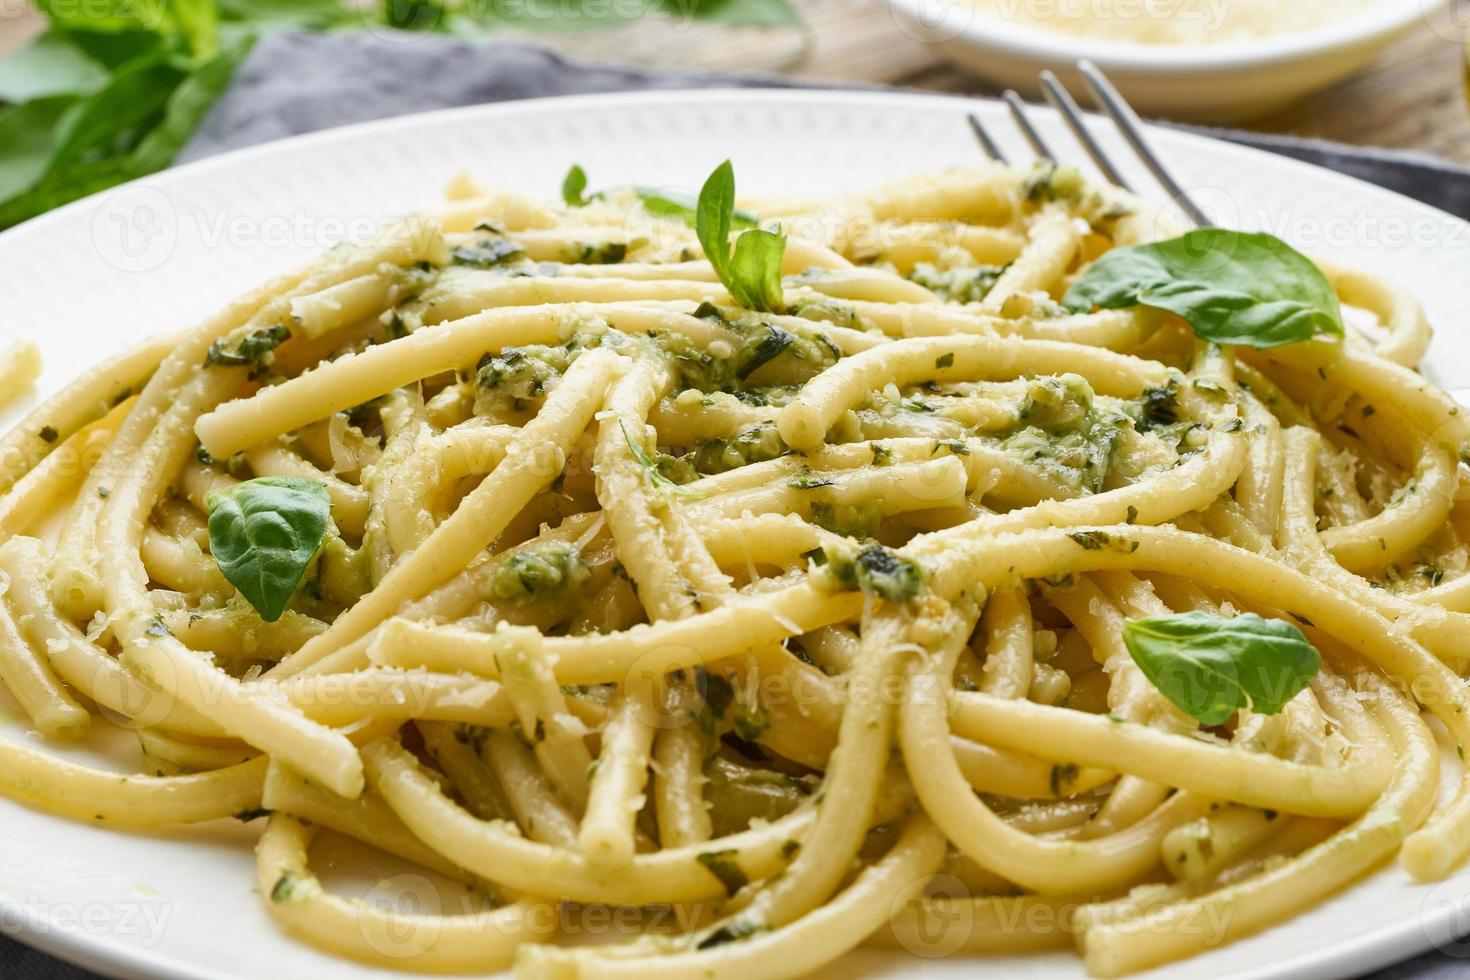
3 0 1468 164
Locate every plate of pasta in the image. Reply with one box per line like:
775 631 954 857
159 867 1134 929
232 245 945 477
1 89 1470 980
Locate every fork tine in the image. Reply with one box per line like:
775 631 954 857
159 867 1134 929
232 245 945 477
1002 90 1055 163
966 113 1009 165
1038 70 1133 192
1076 60 1213 228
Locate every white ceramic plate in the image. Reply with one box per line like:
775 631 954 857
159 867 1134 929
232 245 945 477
2 89 1470 980
887 0 1452 121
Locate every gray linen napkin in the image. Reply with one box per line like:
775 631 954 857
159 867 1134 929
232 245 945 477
6 27 1470 980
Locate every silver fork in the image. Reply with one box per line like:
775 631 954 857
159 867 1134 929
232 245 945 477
968 60 1214 230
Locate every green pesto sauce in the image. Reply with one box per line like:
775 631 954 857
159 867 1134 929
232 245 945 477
652 313 841 393
908 261 1009 305
821 542 923 605
488 540 591 607
691 421 787 476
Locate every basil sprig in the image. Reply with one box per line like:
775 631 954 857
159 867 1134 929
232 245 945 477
696 160 786 314
1064 230 1343 349
207 477 332 622
1123 612 1321 726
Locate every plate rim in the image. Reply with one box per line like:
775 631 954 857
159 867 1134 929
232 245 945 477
1 85 1468 980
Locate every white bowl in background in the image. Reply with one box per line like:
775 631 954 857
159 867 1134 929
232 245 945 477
887 0 1451 122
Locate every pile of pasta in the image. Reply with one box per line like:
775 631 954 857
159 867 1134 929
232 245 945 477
1 159 1468 980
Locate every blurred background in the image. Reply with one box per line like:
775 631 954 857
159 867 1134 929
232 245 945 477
2 1 1467 149
1 0 1468 232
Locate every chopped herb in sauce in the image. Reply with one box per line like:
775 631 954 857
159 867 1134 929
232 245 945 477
204 325 289 372
697 919 761 950
451 237 525 268
695 850 749 896
824 543 923 604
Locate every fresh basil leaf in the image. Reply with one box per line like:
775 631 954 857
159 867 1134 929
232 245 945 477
48 55 185 170
0 154 135 230
1063 230 1343 349
696 162 738 279
171 0 221 57
52 24 171 71
382 0 451 33
0 55 182 230
636 186 756 229
207 477 332 622
1123 611 1321 726
0 34 109 102
727 227 786 313
130 32 254 173
562 164 591 207
0 97 78 205
34 0 214 57
695 160 785 313
0 34 252 232
217 0 359 29
32 0 166 35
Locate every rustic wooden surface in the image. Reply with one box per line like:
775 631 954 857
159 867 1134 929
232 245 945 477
2 0 1468 164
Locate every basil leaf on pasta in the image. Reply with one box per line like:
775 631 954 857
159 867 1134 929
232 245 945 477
562 163 591 207
695 160 785 313
1063 229 1343 349
207 476 332 622
727 228 787 317
1123 612 1321 726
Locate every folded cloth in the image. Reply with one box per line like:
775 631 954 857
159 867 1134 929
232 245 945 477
8 27 1470 980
